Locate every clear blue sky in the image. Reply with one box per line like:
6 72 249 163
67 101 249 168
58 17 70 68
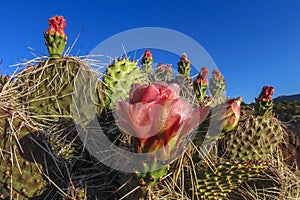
0 0 299 103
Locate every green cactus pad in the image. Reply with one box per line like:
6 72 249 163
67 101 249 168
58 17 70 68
197 161 266 200
22 57 103 126
0 125 47 199
225 115 284 161
102 58 146 109
135 164 169 186
134 158 169 186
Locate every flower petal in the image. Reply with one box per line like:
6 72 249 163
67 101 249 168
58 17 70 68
129 102 166 139
177 106 210 138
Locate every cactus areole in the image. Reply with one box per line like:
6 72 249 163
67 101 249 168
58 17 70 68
44 15 67 58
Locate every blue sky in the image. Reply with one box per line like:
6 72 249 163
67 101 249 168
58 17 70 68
0 0 299 103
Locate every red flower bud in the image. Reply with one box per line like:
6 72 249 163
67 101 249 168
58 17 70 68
142 50 153 61
258 86 274 101
45 15 67 39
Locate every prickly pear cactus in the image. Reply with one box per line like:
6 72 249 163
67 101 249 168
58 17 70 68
225 86 284 161
0 138 47 199
226 114 283 161
197 161 266 199
255 85 274 116
174 53 192 84
197 97 242 144
102 58 146 109
21 15 103 126
173 53 195 101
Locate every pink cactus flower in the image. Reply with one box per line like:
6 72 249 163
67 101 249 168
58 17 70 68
116 82 209 155
212 96 242 133
221 96 242 132
45 15 67 39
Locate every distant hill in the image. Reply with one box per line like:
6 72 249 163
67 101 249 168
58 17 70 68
273 94 300 103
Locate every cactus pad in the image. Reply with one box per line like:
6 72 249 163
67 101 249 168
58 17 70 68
197 161 266 199
225 115 284 161
102 58 146 109
23 57 103 126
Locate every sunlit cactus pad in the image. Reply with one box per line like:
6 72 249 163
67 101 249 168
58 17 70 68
225 115 284 161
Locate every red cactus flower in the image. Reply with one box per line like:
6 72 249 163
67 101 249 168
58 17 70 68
116 82 209 156
142 50 153 61
45 15 67 39
258 86 274 101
